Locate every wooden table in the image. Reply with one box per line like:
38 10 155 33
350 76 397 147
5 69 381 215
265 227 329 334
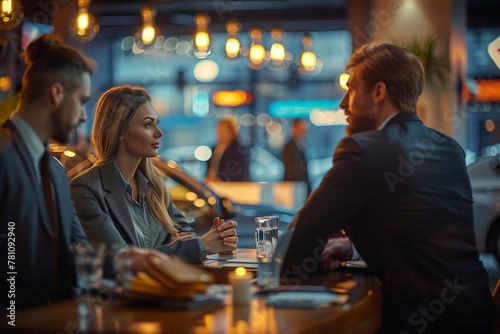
1 250 383 334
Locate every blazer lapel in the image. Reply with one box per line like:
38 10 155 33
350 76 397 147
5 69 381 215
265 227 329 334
9 124 55 239
99 163 139 245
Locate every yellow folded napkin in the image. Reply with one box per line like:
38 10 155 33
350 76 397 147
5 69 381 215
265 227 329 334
128 256 215 299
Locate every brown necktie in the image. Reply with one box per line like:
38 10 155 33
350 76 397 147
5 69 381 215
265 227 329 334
40 150 61 297
40 151 58 237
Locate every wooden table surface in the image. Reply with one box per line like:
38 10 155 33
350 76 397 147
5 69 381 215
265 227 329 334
1 249 383 334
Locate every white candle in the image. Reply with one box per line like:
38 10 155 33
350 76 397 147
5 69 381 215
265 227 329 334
228 267 252 305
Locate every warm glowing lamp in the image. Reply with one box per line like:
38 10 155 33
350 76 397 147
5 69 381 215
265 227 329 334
301 51 317 71
225 22 241 58
300 33 318 72
270 28 286 64
212 90 252 107
142 25 155 45
248 28 265 67
270 43 285 61
139 6 158 46
194 14 211 57
77 11 89 32
0 0 23 31
249 44 265 64
70 0 99 43
226 38 240 58
195 31 210 51
339 73 350 90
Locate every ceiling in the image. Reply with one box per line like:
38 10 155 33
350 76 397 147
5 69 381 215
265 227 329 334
467 0 500 28
22 0 347 38
20 0 500 40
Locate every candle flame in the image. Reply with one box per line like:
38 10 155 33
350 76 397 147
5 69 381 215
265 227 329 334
235 267 246 276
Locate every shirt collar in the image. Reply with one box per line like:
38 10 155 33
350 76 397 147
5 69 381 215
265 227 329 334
10 114 46 163
112 160 148 198
377 113 399 131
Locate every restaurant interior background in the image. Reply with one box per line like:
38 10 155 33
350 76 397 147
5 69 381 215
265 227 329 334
0 0 499 202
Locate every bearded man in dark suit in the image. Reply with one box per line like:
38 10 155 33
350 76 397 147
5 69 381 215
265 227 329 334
281 43 498 333
0 34 94 312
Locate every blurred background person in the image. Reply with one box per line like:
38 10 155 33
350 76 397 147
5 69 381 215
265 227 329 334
283 118 311 194
206 117 249 182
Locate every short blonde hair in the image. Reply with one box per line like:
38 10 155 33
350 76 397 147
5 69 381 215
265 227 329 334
346 43 424 114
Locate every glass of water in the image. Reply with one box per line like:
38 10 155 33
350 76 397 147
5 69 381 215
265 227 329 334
113 247 133 292
74 243 106 304
255 215 279 257
255 216 279 287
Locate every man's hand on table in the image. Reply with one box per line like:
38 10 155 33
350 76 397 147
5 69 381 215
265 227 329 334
322 237 353 271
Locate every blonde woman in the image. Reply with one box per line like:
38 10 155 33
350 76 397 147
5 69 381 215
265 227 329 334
70 85 238 263
205 118 249 182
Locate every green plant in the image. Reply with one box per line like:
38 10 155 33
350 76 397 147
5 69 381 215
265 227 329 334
393 35 450 89
0 93 19 124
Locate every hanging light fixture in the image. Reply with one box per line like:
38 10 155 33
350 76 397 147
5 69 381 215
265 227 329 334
194 14 211 58
69 0 99 43
136 5 160 47
270 28 285 64
132 5 163 54
249 28 265 69
141 7 155 45
0 0 23 31
300 33 317 71
225 21 241 58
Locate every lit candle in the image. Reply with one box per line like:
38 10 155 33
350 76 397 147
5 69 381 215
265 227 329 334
228 267 252 305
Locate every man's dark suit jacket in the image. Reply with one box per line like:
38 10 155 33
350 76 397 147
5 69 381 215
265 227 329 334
281 113 497 333
206 140 249 182
283 139 311 194
0 120 88 312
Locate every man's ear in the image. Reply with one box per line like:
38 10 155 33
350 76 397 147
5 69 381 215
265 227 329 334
49 82 64 107
372 82 386 104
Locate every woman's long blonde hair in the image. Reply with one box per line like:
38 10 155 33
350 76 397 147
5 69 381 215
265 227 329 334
91 85 178 234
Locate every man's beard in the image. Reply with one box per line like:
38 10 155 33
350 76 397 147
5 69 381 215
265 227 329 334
52 127 76 144
346 114 377 136
51 110 78 144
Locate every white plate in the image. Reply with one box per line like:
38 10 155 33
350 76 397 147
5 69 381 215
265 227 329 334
227 258 258 264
